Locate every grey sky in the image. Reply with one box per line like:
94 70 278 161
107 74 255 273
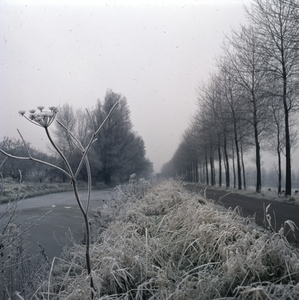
0 0 250 173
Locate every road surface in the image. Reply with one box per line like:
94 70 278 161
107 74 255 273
185 183 299 247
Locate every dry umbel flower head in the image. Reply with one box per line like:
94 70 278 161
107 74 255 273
19 106 58 128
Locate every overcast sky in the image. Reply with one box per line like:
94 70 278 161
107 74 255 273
0 0 251 173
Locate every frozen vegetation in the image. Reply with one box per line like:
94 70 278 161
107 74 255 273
0 176 96 204
3 179 299 299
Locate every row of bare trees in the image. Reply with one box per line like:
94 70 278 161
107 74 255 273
162 0 299 195
0 90 153 184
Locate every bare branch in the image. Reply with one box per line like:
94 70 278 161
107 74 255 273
0 148 71 179
56 119 92 212
45 127 74 177
75 100 120 179
56 119 84 152
17 129 33 158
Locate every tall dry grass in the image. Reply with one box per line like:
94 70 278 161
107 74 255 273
44 179 299 299
0 183 49 300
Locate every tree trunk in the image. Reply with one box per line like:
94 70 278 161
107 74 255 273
241 142 246 191
232 142 236 189
253 101 261 193
224 136 230 188
210 155 215 186
200 163 204 183
284 90 292 195
205 152 209 185
234 127 242 190
218 139 222 187
277 146 282 195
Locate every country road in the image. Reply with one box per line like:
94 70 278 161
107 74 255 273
185 183 299 247
0 188 115 262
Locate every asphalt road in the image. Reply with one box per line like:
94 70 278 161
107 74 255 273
185 183 299 247
0 188 115 262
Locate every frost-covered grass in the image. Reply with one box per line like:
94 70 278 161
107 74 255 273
44 179 299 299
1 194 50 300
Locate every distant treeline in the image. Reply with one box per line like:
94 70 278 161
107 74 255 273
0 89 153 184
161 0 299 195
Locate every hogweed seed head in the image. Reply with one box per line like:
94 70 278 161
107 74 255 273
49 106 58 113
20 106 58 128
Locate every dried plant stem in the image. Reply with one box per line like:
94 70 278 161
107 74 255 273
72 179 94 291
145 227 148 280
45 127 74 177
75 100 119 179
0 101 120 299
0 171 3 203
56 119 92 212
55 119 95 291
0 130 71 180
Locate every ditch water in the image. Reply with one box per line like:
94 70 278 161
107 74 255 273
0 188 115 262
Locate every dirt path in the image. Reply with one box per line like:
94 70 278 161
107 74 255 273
184 183 299 247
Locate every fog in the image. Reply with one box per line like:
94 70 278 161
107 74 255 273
0 0 251 172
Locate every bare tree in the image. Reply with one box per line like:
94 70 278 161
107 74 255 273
162 0 298 195
219 70 250 190
194 113 217 186
197 73 244 189
246 0 299 195
54 104 92 181
181 126 199 183
54 104 77 150
221 25 271 193
92 90 151 183
268 89 285 193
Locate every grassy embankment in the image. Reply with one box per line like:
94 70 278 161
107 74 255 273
0 177 107 203
44 179 299 299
